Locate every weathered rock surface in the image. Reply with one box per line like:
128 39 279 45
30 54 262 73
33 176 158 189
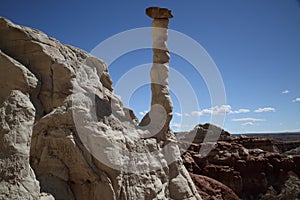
259 175 300 200
190 174 240 200
0 17 201 200
176 123 232 144
179 124 300 200
0 90 40 199
146 7 173 19
0 47 54 199
0 51 38 104
140 7 173 141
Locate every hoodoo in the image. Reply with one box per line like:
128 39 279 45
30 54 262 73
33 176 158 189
140 7 173 140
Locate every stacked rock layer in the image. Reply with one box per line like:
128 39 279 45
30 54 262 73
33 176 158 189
140 7 173 141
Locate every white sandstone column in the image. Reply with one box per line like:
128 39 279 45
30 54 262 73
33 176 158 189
140 7 173 140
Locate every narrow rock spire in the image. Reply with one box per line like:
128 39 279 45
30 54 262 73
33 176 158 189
140 7 173 140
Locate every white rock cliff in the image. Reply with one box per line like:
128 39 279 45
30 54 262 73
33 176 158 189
0 14 201 200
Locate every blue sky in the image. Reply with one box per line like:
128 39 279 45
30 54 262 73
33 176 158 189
1 0 300 133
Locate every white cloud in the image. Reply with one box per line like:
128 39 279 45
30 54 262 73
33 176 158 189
254 107 275 113
191 105 250 116
171 123 181 128
232 118 265 122
292 98 300 102
282 90 289 94
139 110 148 116
231 109 250 114
191 105 231 116
211 105 232 114
172 112 190 117
191 111 202 116
174 112 182 117
241 122 254 126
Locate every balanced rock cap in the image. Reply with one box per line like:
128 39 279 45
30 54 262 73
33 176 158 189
146 7 173 19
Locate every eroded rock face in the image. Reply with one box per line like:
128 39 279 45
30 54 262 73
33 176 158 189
0 47 54 199
179 124 300 200
0 51 38 104
0 90 40 199
259 175 300 199
0 17 201 200
190 174 240 200
176 123 233 144
140 7 173 140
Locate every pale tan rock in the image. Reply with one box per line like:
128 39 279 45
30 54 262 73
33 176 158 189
140 7 173 141
0 51 38 104
0 33 55 199
0 17 113 115
0 16 201 200
39 193 55 200
0 90 40 200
